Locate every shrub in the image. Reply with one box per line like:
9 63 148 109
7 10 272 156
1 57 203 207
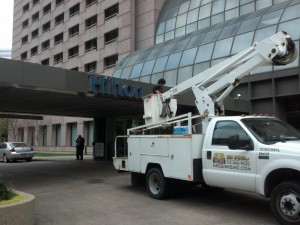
0 179 16 201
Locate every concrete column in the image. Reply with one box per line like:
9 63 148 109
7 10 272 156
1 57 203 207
77 120 84 137
23 127 28 144
34 125 39 149
93 117 106 159
105 117 115 160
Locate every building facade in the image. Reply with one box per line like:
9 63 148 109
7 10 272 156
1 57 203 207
11 0 300 154
11 0 165 151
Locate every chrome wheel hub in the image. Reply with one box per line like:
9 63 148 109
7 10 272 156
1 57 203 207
149 173 160 195
280 192 300 219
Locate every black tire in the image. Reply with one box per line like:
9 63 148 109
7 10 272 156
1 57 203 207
146 167 169 199
270 181 300 225
3 154 10 163
131 172 145 187
26 158 32 162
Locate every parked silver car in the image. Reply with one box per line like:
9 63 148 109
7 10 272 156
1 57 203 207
0 142 34 163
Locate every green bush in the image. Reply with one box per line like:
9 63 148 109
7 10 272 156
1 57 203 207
0 179 16 201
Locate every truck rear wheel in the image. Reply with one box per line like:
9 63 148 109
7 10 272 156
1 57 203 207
270 181 300 225
146 168 169 199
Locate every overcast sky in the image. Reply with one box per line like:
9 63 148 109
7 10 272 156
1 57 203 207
0 0 14 49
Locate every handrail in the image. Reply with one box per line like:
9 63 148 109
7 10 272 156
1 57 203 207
127 113 206 135
114 135 128 158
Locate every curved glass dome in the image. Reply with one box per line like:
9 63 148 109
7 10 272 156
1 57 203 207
155 0 295 44
113 0 300 86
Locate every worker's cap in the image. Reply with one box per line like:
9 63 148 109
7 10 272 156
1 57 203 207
158 78 166 85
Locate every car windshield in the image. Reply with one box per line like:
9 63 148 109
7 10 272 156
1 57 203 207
241 118 300 144
11 142 28 147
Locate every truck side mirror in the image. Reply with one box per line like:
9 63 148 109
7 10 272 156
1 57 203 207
228 134 253 151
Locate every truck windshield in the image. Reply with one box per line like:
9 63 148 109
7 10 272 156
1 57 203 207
241 118 300 144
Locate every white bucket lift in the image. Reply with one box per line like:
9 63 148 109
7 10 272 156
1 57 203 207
142 94 177 125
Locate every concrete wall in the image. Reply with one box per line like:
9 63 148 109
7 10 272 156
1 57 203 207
135 0 166 50
12 0 161 75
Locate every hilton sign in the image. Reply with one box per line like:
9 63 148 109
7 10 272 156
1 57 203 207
89 74 143 99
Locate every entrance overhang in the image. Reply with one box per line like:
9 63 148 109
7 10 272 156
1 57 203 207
0 58 195 118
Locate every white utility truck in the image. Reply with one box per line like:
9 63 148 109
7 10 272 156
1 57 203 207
113 31 299 225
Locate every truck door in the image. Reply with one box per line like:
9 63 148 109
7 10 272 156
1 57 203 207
202 120 257 192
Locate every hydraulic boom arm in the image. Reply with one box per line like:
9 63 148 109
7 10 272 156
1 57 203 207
161 31 296 117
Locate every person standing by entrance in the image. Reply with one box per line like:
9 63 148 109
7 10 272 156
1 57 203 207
76 135 85 160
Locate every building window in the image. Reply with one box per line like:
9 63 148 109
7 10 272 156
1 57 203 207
31 29 38 39
68 46 79 58
54 52 63 64
85 15 97 29
21 52 27 61
71 67 78 71
21 35 28 45
41 58 49 65
86 0 97 8
23 3 29 13
69 123 77 146
104 29 118 44
104 54 118 68
42 40 50 50
39 126 47 146
43 21 51 32
31 46 38 56
85 61 96 72
56 0 64 6
17 128 24 142
53 124 61 146
85 121 94 146
69 3 80 17
28 127 35 146
54 32 63 44
22 19 29 29
55 13 64 25
85 38 97 52
104 4 118 20
43 3 51 15
32 12 39 22
33 0 39 6
69 24 79 37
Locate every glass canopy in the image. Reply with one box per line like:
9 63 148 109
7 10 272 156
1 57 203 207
113 0 300 86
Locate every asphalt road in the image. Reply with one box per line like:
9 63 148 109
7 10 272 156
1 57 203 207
0 156 279 225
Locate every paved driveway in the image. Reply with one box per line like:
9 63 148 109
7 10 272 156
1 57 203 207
0 156 278 225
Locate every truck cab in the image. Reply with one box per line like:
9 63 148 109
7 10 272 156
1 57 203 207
202 116 300 196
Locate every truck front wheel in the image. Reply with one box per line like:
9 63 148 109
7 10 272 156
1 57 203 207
270 181 300 225
146 168 168 199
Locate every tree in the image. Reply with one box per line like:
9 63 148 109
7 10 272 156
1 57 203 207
0 119 8 142
7 119 20 142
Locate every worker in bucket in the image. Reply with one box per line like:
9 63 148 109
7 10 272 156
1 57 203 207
153 78 166 94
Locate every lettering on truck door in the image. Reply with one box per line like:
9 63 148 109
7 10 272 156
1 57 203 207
203 120 257 192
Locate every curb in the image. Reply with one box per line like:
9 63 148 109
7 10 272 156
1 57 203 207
0 191 35 225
